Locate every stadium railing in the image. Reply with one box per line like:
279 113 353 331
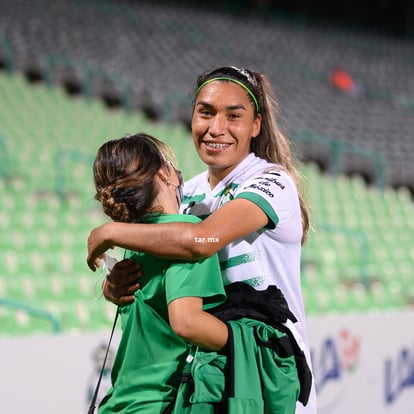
0 38 15 74
0 296 62 334
292 129 386 188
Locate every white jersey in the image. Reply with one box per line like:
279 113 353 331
181 152 317 413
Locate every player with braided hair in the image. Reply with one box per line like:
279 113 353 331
92 133 228 413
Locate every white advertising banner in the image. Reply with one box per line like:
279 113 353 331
0 310 413 413
307 309 414 413
0 330 122 413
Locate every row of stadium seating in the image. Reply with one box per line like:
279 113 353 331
0 71 413 336
0 71 205 335
0 0 413 189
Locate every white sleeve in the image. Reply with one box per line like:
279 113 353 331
235 169 300 231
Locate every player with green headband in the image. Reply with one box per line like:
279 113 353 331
88 66 317 413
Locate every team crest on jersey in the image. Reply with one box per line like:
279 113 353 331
218 184 237 206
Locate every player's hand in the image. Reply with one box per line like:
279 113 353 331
103 259 143 305
87 223 115 271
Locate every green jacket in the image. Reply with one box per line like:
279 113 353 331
170 318 300 414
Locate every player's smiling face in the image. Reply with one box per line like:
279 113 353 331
191 81 261 187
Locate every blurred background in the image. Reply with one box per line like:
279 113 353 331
0 0 413 412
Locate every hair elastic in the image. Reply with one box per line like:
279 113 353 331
196 77 259 113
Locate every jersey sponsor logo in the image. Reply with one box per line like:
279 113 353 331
263 175 285 189
245 182 275 198
244 172 286 197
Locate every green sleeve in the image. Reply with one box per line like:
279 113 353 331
164 255 226 310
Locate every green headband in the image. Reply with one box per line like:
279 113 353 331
196 77 259 113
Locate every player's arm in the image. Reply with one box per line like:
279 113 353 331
168 297 228 351
87 198 268 270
